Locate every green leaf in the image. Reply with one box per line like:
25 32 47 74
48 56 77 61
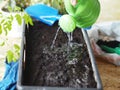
14 6 21 12
13 57 17 62
14 44 20 51
10 15 14 21
6 22 12 31
28 16 33 26
23 13 33 25
7 50 14 63
7 6 13 12
1 19 5 24
4 27 8 35
23 13 29 25
0 25 2 34
14 44 20 60
0 42 5 46
15 14 22 25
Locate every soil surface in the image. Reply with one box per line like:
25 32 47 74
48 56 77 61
22 20 97 88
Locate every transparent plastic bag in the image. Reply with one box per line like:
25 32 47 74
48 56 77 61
88 21 120 66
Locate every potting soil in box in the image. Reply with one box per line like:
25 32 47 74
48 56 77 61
22 21 97 88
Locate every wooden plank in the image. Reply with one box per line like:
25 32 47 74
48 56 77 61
96 57 120 90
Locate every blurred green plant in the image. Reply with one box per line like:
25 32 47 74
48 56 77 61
0 6 33 63
0 6 33 35
31 0 67 14
14 0 31 9
6 44 20 63
8 0 31 9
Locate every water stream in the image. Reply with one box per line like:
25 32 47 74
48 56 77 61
51 27 73 54
66 32 73 54
50 27 84 64
51 27 60 49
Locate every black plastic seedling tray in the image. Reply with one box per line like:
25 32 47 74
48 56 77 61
17 21 103 90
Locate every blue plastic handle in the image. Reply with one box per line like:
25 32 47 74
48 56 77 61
25 4 61 26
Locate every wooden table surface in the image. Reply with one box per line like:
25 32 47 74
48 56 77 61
96 1 120 89
96 57 120 90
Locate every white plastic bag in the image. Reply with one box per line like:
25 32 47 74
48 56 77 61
87 21 120 66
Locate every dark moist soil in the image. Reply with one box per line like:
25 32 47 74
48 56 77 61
22 20 97 88
97 39 120 48
97 39 120 53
